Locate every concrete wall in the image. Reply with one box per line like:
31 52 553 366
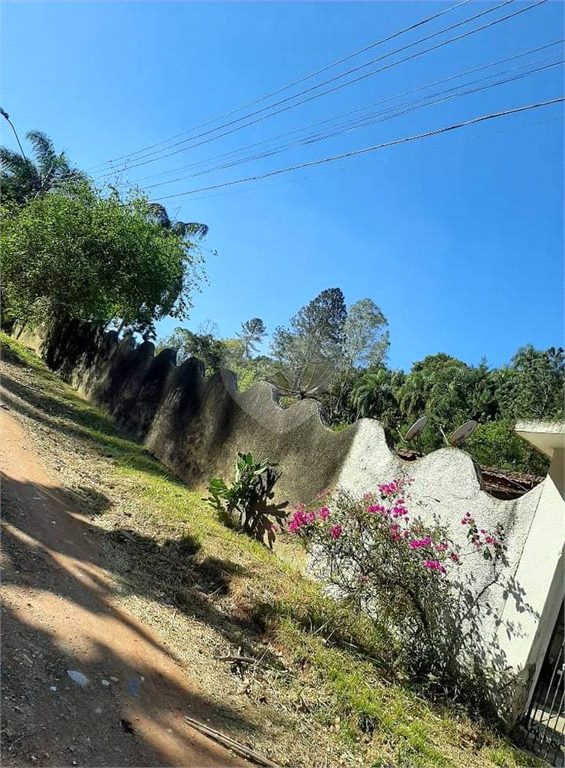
14 322 564 724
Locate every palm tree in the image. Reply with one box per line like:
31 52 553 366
147 202 208 239
1 130 88 205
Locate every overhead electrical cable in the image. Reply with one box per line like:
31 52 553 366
88 0 474 171
152 98 564 201
131 40 562 185
97 0 530 177
142 57 562 189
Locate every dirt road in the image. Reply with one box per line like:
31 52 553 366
0 407 251 768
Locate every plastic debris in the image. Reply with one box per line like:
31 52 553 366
101 679 110 687
50 686 57 692
67 670 89 688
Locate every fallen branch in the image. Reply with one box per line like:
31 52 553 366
213 654 259 665
183 715 283 768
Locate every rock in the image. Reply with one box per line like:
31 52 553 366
67 670 89 688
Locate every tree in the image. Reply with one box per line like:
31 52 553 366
1 130 88 205
350 368 403 427
343 298 389 369
270 288 347 399
159 327 227 374
147 202 209 240
1 186 205 335
237 318 267 360
493 345 564 421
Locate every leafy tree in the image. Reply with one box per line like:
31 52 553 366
159 327 227 374
1 186 205 335
237 318 267 360
493 345 564 421
465 421 549 476
350 367 404 428
147 202 209 240
270 288 347 399
1 130 88 205
343 298 390 368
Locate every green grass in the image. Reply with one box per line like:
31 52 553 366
0 331 546 768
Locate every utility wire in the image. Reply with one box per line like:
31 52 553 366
98 0 526 177
152 97 564 200
131 40 562 185
142 57 562 189
183 114 563 203
88 0 473 171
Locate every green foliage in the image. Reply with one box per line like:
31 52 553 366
343 298 390 369
159 326 227 374
1 186 205 334
205 452 279 535
465 421 549 476
237 317 267 359
270 288 347 398
493 345 565 421
1 129 88 205
289 483 511 711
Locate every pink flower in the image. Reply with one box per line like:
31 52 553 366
435 543 448 552
423 560 446 574
451 553 460 563
288 509 316 533
410 537 432 549
367 504 386 514
330 525 343 539
319 506 330 520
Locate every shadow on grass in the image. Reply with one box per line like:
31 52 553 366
0 467 293 765
0 371 172 481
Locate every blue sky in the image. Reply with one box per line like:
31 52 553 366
1 1 563 371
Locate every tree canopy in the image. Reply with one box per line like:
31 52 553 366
1 130 88 205
1 185 205 335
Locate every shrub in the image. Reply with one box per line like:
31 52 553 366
206 453 280 537
288 479 508 707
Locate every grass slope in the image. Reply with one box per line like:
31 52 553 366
0 332 543 768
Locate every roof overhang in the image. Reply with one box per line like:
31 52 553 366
515 420 565 458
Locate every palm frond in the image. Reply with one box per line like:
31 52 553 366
26 130 58 174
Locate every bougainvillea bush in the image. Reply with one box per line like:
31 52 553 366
288 478 508 700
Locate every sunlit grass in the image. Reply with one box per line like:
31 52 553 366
0 332 545 768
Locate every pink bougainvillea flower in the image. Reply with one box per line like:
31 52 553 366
367 504 386 514
410 536 432 549
435 543 448 552
423 560 446 574
330 524 343 539
451 553 460 563
319 507 330 520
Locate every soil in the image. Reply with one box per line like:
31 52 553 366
0 407 252 768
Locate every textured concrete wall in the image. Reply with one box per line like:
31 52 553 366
15 322 561 724
16 323 356 505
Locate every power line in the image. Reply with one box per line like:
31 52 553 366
142 56 562 190
152 97 564 201
131 40 562 186
97 0 526 177
88 0 474 172
181 114 563 203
